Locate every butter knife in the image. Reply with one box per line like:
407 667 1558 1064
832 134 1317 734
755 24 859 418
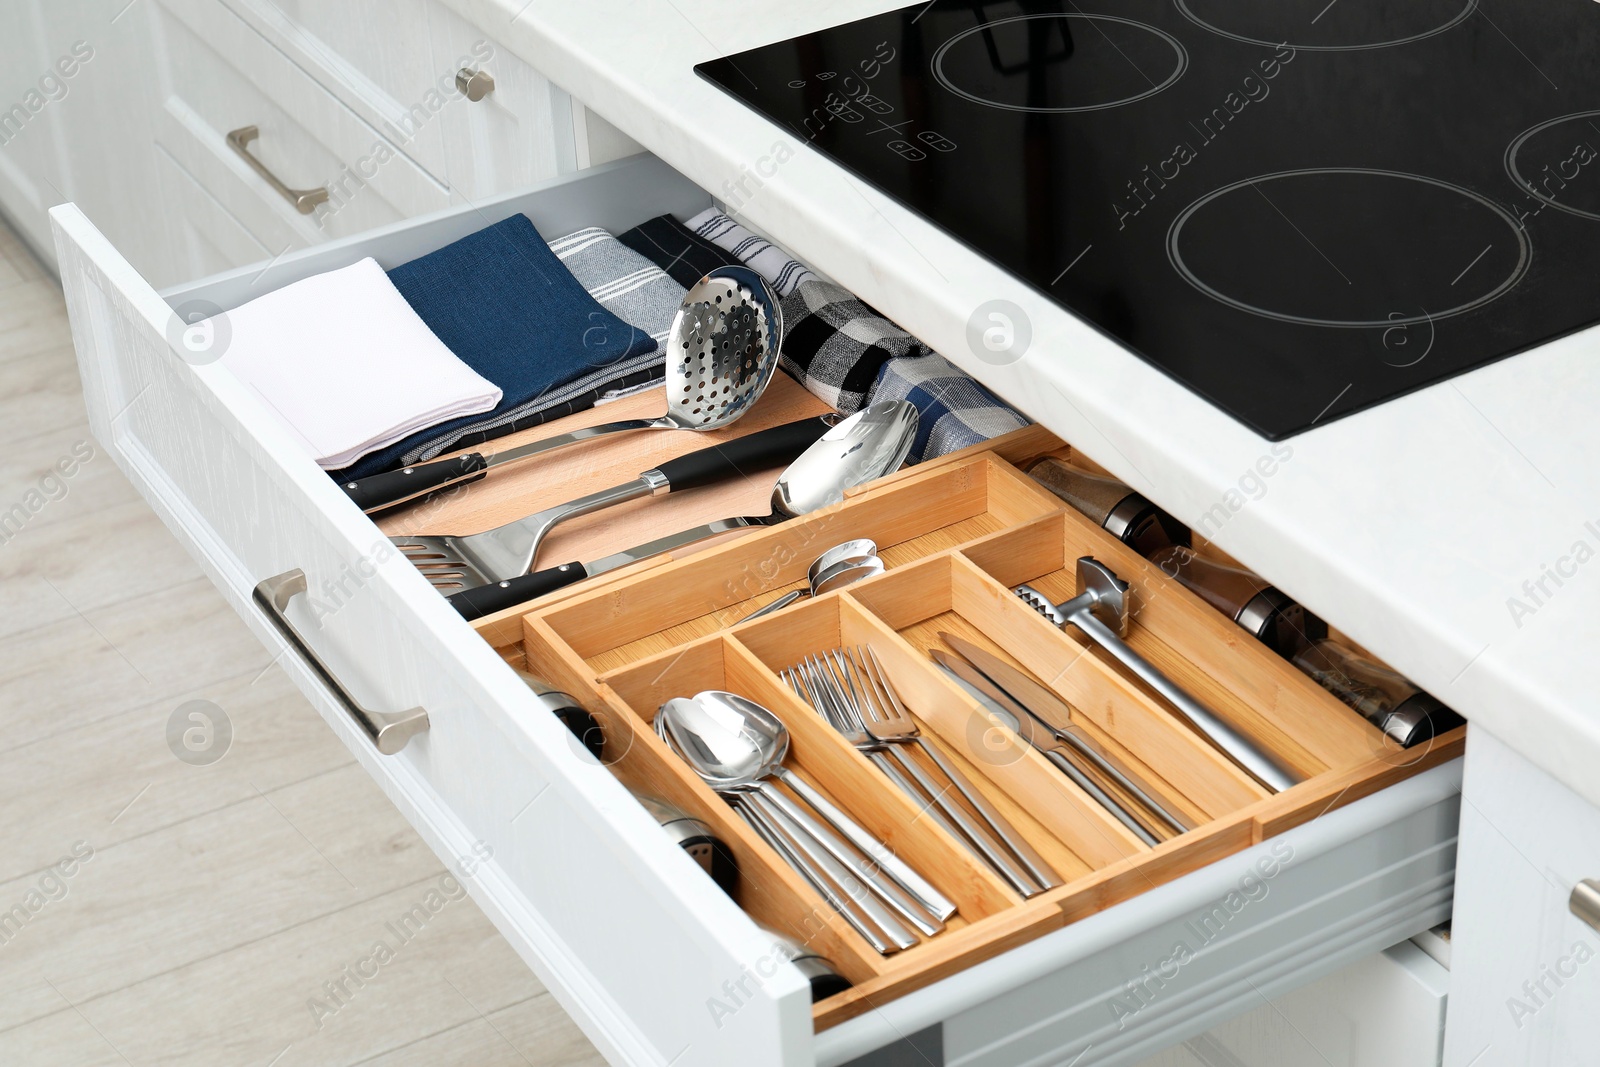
932 652 1162 847
938 633 1194 835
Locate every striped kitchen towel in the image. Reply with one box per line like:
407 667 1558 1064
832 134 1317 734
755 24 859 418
391 226 682 466
686 208 817 296
549 227 685 348
867 353 1030 464
616 214 734 290
683 208 932 414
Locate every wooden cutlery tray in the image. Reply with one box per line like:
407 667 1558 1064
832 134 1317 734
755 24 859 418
475 427 1465 1031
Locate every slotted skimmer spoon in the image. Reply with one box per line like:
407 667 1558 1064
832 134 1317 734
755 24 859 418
390 415 834 594
342 265 783 514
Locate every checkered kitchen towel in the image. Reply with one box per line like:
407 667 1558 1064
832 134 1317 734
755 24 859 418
685 209 934 414
868 353 1030 464
396 228 682 465
684 209 1028 452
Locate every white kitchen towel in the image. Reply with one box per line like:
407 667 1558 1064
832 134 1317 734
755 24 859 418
686 208 819 296
215 257 501 470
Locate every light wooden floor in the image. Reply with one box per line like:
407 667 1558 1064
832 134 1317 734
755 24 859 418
0 221 607 1066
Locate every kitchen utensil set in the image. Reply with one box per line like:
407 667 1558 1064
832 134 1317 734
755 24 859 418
448 398 919 619
656 690 953 954
784 646 1059 898
1014 557 1300 793
389 414 832 593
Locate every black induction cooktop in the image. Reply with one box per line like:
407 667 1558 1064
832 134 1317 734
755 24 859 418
696 1 1600 438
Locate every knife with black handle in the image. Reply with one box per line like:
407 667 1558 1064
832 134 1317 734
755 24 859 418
447 416 836 620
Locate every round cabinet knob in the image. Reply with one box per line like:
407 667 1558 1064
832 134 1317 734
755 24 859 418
455 67 495 102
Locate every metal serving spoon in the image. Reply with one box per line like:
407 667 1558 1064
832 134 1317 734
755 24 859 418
342 265 783 514
449 399 919 620
661 692 954 926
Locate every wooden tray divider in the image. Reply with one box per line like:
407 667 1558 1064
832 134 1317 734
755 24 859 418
490 421 1470 1032
531 454 1040 671
834 591 1149 870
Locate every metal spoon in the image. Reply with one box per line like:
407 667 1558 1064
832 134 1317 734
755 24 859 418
450 399 920 619
738 538 883 622
342 265 783 513
660 691 954 930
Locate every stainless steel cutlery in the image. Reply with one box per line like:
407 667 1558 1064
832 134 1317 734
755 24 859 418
389 414 832 593
656 689 953 954
739 538 883 622
785 646 1060 899
1015 556 1299 793
937 633 1193 837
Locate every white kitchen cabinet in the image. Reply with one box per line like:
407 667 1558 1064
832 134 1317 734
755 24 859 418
427 0 578 198
0 0 67 261
0 0 588 286
1133 940 1447 1067
50 150 1465 1066
0 0 178 281
1443 729 1600 1067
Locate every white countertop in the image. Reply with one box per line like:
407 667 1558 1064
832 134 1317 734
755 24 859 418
458 0 1600 806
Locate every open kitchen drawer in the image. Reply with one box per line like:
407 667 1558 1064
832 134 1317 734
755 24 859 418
51 152 1464 1067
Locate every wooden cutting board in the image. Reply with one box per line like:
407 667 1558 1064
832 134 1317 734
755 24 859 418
376 374 833 571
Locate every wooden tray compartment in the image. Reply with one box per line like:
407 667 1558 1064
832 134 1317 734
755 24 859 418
495 429 1467 1031
958 511 1393 780
841 551 1266 829
530 453 1065 676
596 631 1028 955
733 589 1147 882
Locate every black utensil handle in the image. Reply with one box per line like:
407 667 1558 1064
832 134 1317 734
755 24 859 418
449 562 589 621
343 454 489 513
654 416 833 492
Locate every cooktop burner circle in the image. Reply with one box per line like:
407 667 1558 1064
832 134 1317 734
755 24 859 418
1505 111 1600 223
1167 168 1531 329
930 13 1188 114
1174 0 1479 52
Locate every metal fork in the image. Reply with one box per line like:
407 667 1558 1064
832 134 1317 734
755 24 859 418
783 660 971 852
789 649 1059 897
846 648 1061 896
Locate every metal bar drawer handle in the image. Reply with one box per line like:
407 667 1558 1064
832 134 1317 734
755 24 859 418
226 126 329 214
253 569 429 754
1573 879 1600 933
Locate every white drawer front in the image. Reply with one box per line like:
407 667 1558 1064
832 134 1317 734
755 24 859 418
51 156 814 1067
816 763 1460 1067
1444 730 1600 1067
151 0 450 244
1133 941 1446 1067
53 149 1465 1067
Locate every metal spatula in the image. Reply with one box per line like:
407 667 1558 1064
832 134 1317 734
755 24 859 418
342 265 783 514
444 399 920 620
390 415 834 593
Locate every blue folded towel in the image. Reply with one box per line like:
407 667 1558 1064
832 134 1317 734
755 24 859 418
335 214 659 479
